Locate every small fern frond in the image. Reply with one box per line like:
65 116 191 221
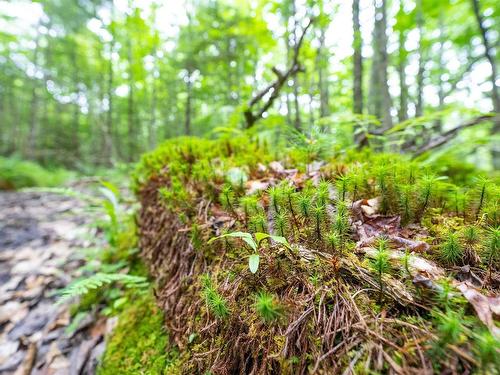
58 273 148 303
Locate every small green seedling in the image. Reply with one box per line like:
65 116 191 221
208 231 291 274
254 291 284 322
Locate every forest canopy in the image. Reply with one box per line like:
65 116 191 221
0 0 498 169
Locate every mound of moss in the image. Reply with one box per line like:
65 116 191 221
135 136 499 374
98 292 179 374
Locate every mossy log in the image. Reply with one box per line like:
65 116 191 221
135 136 499 374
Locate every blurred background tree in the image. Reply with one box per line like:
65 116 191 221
0 0 498 170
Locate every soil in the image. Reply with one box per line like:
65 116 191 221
0 186 108 375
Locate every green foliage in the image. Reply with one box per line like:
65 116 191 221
0 157 74 190
201 275 230 319
254 291 284 323
370 237 391 302
473 330 500 370
439 232 463 265
274 211 288 237
483 227 499 272
432 308 465 346
296 191 312 219
59 273 148 303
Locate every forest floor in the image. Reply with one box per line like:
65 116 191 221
0 186 110 375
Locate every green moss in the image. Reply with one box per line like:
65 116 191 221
98 292 178 375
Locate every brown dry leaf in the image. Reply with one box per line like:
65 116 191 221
456 282 500 338
352 197 430 252
246 180 269 195
269 161 285 174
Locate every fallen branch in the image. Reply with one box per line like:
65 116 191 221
410 114 499 157
244 18 314 128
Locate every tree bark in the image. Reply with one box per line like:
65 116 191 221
291 0 301 130
127 37 136 161
397 2 408 123
415 0 425 117
27 28 41 160
368 0 392 130
352 0 363 114
71 49 80 162
471 0 500 168
434 13 445 131
317 26 329 118
185 70 193 136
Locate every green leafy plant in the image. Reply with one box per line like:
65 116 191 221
220 184 235 211
432 308 465 347
58 273 148 303
208 231 291 274
239 195 259 220
296 191 312 219
274 211 287 237
326 231 341 253
249 212 267 233
474 177 490 220
254 291 284 322
268 186 281 213
483 227 499 277
201 275 229 319
439 232 463 265
313 202 325 240
473 330 500 371
370 237 391 303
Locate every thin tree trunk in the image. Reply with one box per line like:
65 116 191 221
352 0 363 114
369 0 392 130
127 38 135 161
317 26 330 118
415 0 425 117
397 28 408 122
149 48 157 149
471 0 500 168
27 29 41 160
434 13 445 131
104 19 115 166
291 0 301 130
471 0 500 113
71 49 80 163
185 71 192 136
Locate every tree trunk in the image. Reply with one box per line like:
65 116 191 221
352 0 363 114
71 49 80 163
471 0 500 168
415 0 425 117
185 71 192 136
149 48 157 149
397 31 408 123
317 26 329 118
27 29 41 160
291 0 301 130
127 38 136 161
434 13 445 131
369 0 392 130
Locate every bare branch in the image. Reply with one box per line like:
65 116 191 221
410 114 499 157
244 19 314 128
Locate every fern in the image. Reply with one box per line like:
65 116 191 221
58 273 148 303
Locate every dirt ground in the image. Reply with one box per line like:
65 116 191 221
0 188 108 375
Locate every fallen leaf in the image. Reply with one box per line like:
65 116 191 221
456 282 500 338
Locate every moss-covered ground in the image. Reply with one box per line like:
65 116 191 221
98 292 179 375
132 135 499 374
